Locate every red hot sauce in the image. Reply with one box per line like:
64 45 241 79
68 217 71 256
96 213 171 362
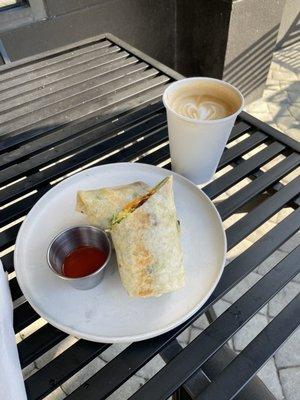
62 246 107 278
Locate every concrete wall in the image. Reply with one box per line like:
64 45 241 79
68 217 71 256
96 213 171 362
0 0 176 67
224 0 285 103
176 0 285 103
44 0 107 16
0 0 291 103
176 0 232 78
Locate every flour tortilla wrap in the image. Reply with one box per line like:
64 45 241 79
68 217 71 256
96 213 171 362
111 176 185 297
76 181 150 230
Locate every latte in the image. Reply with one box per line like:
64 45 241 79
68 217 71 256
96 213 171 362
167 81 241 121
163 77 244 183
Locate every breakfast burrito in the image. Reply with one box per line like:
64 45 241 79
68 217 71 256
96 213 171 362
111 176 185 297
76 181 150 230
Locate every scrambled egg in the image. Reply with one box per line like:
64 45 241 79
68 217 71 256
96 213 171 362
111 177 168 225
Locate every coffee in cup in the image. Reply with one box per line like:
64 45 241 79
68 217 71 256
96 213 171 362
168 81 241 121
163 78 244 184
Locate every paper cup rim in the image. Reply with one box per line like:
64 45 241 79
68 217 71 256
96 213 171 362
163 77 244 124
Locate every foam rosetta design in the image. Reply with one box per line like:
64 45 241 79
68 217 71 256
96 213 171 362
171 94 233 121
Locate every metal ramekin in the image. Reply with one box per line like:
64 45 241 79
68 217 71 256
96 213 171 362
47 226 111 290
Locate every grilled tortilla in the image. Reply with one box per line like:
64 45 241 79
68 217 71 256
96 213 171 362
76 181 150 230
111 176 185 297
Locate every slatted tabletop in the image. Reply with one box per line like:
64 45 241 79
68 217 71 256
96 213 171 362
0 33 299 400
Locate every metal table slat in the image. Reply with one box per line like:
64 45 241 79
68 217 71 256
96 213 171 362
0 40 111 82
0 57 139 113
0 111 166 228
213 207 300 301
0 111 167 186
0 61 149 123
1 251 14 273
63 208 300 400
0 115 251 240
0 77 169 151
159 340 212 399
0 45 122 92
218 131 267 168
0 124 168 207
160 341 277 400
0 68 161 136
138 144 170 166
218 152 300 220
129 245 300 400
204 141 286 199
0 101 164 169
25 341 110 400
9 277 23 301
0 49 129 104
14 302 39 333
100 126 168 164
226 120 252 141
0 223 20 251
0 187 50 227
18 325 68 368
198 293 300 400
1 127 169 253
65 340 170 400
240 111 300 153
0 108 248 190
0 63 154 127
226 175 300 250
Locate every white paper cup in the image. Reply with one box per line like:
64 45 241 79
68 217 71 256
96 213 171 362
163 77 244 184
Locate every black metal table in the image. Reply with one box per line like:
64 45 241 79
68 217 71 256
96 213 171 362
0 33 299 400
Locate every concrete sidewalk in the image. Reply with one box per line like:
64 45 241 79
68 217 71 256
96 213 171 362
245 42 300 142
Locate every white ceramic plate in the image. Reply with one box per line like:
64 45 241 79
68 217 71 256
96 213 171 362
15 163 226 343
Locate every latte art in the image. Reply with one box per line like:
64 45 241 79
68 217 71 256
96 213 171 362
170 94 234 121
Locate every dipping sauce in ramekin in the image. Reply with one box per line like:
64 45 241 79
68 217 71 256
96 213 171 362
47 226 111 290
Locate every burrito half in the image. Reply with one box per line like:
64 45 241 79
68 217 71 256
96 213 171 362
76 181 150 230
111 176 185 297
